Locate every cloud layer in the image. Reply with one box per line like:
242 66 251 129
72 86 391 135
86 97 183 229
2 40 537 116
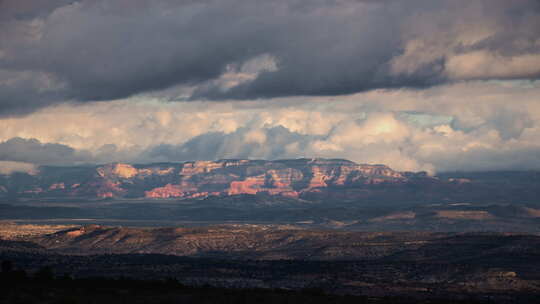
1 1 539 173
0 0 539 115
1 81 539 173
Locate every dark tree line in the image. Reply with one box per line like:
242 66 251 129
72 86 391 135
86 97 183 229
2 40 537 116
0 259 507 304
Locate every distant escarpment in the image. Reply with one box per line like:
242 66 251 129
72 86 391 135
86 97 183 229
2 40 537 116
0 158 435 200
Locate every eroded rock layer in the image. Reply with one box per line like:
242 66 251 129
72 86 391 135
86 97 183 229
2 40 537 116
0 158 431 200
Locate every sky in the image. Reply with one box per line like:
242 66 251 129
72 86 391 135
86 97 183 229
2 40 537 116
0 0 539 174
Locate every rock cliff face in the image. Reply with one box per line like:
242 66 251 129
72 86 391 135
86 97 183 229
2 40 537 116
0 158 431 200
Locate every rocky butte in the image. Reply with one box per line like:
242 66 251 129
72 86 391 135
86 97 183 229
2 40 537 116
0 158 432 200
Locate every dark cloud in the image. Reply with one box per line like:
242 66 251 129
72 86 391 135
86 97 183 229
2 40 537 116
0 0 75 20
0 137 92 164
0 128 316 166
450 108 535 141
0 0 539 115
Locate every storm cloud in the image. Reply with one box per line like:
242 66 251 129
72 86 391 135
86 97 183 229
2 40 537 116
0 137 92 165
1 1 540 173
0 0 539 115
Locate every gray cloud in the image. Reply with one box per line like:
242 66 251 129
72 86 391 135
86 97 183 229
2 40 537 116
425 146 540 172
451 108 534 141
0 137 92 164
145 126 315 162
0 0 539 115
0 0 75 20
0 161 37 175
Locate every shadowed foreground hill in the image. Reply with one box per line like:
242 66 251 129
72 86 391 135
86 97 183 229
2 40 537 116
30 225 540 262
0 269 502 304
2 225 540 302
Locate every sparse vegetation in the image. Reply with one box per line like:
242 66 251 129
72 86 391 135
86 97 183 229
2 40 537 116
1 224 540 303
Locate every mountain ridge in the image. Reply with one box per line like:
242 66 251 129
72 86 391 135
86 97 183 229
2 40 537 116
0 158 432 200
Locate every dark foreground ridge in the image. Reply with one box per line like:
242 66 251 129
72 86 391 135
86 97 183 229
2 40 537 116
0 263 502 304
1 225 540 302
25 224 540 261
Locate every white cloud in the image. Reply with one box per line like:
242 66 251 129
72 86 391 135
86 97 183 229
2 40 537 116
0 81 539 172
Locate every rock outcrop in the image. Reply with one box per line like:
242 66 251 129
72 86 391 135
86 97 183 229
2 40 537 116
0 158 433 200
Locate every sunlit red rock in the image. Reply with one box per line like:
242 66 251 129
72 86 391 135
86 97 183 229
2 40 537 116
98 192 114 198
226 171 300 197
137 167 175 176
267 168 303 188
145 184 185 198
307 166 330 189
23 187 43 194
228 175 266 195
3 158 430 200
180 161 224 175
73 180 126 198
97 163 139 179
49 183 65 190
448 178 471 184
